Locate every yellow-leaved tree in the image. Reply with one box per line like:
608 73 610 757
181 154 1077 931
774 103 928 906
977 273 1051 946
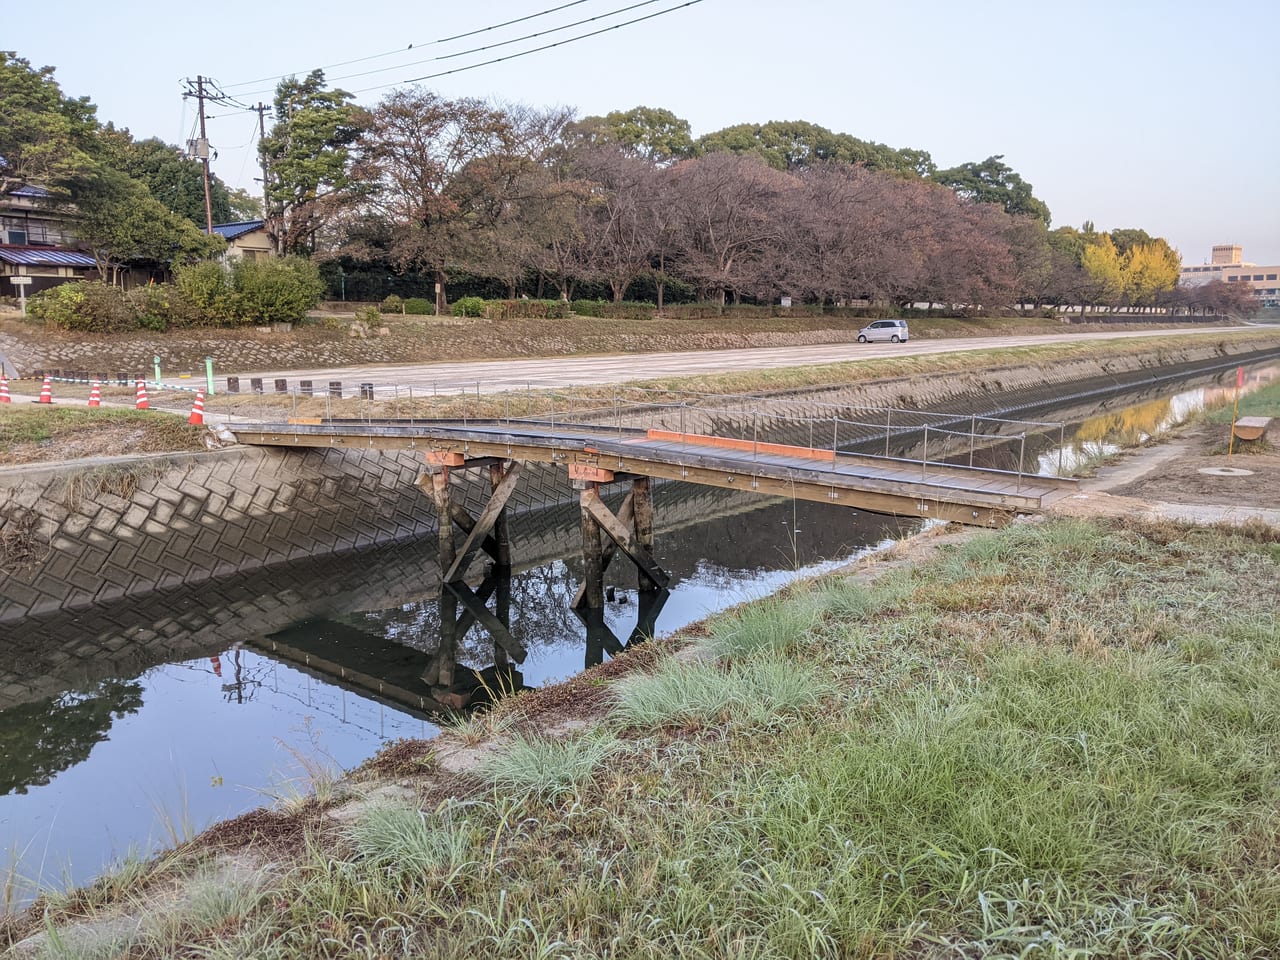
1124 241 1181 307
1082 234 1126 308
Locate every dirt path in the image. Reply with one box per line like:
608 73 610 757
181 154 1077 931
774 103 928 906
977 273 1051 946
1049 421 1279 526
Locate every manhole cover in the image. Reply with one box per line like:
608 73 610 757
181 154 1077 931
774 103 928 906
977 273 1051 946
1198 467 1254 477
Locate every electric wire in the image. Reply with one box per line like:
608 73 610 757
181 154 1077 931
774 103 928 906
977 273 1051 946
229 0 668 97
222 0 598 89
352 0 703 95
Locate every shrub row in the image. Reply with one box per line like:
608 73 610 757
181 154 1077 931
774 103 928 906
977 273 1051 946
29 258 325 333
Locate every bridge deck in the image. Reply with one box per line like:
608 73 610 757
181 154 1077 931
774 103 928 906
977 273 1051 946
232 418 1076 526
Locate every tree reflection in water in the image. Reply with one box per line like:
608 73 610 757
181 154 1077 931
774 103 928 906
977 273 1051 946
0 679 144 796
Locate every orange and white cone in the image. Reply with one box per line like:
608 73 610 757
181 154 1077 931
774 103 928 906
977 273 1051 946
135 379 149 410
0 376 9 403
34 376 53 404
187 390 205 425
88 381 102 407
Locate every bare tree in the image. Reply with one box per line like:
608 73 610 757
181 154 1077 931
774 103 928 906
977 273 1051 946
356 88 511 313
666 153 789 311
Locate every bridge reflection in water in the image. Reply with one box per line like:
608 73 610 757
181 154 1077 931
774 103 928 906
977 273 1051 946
256 572 670 720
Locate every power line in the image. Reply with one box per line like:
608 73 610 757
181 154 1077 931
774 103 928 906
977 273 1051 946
353 0 705 95
222 0 599 90
231 0 669 98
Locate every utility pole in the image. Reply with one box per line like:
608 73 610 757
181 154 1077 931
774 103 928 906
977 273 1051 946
255 102 276 250
183 77 215 234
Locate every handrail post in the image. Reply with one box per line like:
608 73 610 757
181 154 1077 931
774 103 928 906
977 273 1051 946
1018 433 1026 492
753 407 759 461
1058 423 1065 475
615 396 621 438
680 403 686 443
885 408 892 458
969 414 976 467
922 425 929 479
832 417 838 471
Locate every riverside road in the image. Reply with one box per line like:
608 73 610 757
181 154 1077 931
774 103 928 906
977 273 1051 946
225 327 1267 396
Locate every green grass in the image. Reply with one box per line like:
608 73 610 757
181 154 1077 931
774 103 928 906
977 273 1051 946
0 405 203 462
1204 376 1280 423
8 517 1280 958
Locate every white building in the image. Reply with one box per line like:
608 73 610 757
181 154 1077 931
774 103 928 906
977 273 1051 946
1180 245 1280 307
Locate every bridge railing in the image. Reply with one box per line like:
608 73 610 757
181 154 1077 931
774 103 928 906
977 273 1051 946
217 381 1068 483
502 395 1066 483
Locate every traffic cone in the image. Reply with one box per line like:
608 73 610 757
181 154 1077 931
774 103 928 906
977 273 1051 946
0 376 9 403
135 379 149 410
34 376 53 404
88 381 101 407
210 655 222 678
187 390 205 425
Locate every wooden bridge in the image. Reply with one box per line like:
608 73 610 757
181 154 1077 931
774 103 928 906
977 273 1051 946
233 408 1075 610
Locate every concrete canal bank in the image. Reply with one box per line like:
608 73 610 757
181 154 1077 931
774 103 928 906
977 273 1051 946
3 333 1278 627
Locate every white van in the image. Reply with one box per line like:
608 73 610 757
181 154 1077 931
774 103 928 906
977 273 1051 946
857 319 910 343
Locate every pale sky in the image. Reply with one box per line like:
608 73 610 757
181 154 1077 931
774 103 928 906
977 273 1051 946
12 0 1280 264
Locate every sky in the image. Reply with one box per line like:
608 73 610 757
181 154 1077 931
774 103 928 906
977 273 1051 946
12 0 1280 264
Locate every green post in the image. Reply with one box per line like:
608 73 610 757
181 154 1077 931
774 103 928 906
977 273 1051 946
205 357 215 396
153 354 162 385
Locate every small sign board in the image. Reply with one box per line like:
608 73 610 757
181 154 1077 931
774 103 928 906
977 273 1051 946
780 296 792 308
10 276 32 285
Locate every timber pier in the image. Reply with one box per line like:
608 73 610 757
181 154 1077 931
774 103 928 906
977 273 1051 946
232 399 1075 613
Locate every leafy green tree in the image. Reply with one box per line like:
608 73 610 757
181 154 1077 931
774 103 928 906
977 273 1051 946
260 70 366 255
95 128 228 227
0 51 98 194
68 165 225 284
568 106 694 164
931 155 1051 225
696 120 932 176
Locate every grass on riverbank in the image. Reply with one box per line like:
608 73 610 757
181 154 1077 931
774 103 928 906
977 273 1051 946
0 405 205 465
7 516 1279 958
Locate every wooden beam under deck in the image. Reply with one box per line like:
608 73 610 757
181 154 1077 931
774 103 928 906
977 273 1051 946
233 421 1075 527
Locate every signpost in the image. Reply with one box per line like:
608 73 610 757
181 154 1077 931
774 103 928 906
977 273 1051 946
10 275 31 317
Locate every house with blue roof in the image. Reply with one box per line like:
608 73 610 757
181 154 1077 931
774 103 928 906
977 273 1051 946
1 185 97 296
211 219 273 262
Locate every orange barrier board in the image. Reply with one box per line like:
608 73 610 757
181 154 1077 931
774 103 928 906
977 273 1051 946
646 429 836 462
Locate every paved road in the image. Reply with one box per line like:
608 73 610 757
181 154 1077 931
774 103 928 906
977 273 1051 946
226 326 1269 397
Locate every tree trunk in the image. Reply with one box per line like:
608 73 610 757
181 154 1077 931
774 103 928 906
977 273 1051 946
434 265 448 316
536 273 546 299
611 279 625 303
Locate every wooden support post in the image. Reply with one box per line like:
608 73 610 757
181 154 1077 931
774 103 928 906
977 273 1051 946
579 484 606 610
581 486 670 594
494 573 512 668
426 588 459 689
577 606 624 668
570 492 634 609
430 471 456 574
489 462 512 571
443 461 522 583
630 476 658 591
628 586 669 646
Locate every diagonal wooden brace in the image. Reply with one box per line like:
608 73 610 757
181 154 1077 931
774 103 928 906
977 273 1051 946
443 461 522 582
446 580 527 664
570 492 634 609
581 486 669 592
447 501 501 565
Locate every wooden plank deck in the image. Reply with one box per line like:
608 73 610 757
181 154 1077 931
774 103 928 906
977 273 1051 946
232 418 1076 527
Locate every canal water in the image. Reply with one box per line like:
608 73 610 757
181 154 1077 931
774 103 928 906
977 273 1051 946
1 358 1276 906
